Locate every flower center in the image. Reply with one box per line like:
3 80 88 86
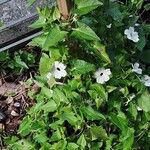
57 67 61 71
100 73 103 76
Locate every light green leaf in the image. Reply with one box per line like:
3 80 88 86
15 55 28 69
29 34 46 48
12 139 35 150
90 125 108 141
18 117 32 136
90 84 108 101
43 26 67 50
77 134 86 149
60 112 78 126
30 16 46 29
71 59 95 75
81 106 105 120
41 87 53 99
75 0 103 15
53 89 68 105
39 53 54 76
93 42 111 64
121 128 134 150
34 132 48 144
110 113 128 131
72 23 100 41
41 100 57 113
50 129 62 142
128 103 137 120
138 91 150 112
67 143 79 150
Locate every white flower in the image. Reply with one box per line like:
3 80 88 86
52 61 67 79
137 106 142 111
135 23 140 26
124 27 139 42
141 75 150 87
106 23 112 29
129 15 133 18
132 63 142 74
94 68 111 84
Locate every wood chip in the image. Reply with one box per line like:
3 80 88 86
10 110 19 117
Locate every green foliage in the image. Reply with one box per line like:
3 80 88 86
4 0 150 150
0 49 36 74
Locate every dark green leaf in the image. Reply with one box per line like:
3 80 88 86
81 106 105 120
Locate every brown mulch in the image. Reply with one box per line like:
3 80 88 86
0 78 36 135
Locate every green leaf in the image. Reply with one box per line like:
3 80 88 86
43 26 67 50
53 89 68 105
128 103 137 120
34 132 48 144
72 23 100 41
81 106 105 120
30 16 46 29
90 125 108 141
50 129 62 142
60 112 78 126
144 3 150 10
41 100 57 113
143 24 150 35
18 117 32 136
110 113 128 131
67 143 79 150
140 50 150 63
136 28 146 51
29 34 46 48
41 87 53 99
121 128 134 150
71 59 95 75
15 55 28 69
93 42 111 64
39 53 54 76
75 0 103 15
138 91 150 112
77 134 86 149
107 3 123 22
50 140 67 150
12 139 35 150
90 84 108 101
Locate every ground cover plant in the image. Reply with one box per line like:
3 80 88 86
1 0 150 149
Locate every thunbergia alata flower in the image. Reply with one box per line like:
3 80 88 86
47 61 67 80
52 61 67 79
94 68 111 84
141 75 150 87
132 63 142 74
124 27 139 43
106 23 112 29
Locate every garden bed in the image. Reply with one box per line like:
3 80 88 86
0 0 150 150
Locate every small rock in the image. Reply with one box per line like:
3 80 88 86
0 123 5 132
11 110 19 117
6 96 13 104
14 102 21 108
0 110 6 123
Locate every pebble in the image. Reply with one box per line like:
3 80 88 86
11 110 19 117
14 102 21 108
0 110 6 123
